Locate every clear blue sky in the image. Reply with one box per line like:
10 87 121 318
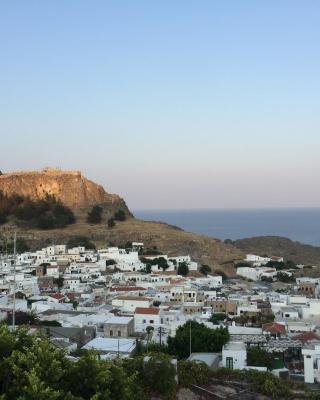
1 1 320 209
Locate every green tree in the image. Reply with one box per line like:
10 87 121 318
0 211 7 225
209 313 226 324
6 238 30 253
261 276 273 283
114 210 126 221
178 360 211 387
87 206 103 224
53 277 64 289
235 261 252 268
158 257 169 271
265 261 285 270
247 347 273 369
105 259 116 266
66 236 96 250
276 272 295 282
107 218 115 228
177 262 189 276
167 321 229 359
199 264 211 275
146 326 154 352
0 326 148 400
143 357 176 398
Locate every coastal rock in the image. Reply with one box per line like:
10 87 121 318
0 167 131 214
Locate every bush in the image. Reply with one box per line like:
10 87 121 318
211 368 291 399
235 261 252 268
143 357 176 398
107 217 115 228
0 191 75 230
199 264 211 275
66 236 96 250
177 262 189 276
178 360 211 387
5 238 30 253
261 276 273 283
0 211 7 225
136 343 169 356
276 272 295 283
87 205 103 224
167 321 229 359
140 256 169 271
209 313 226 324
105 259 116 266
247 347 272 369
0 326 146 400
114 210 126 221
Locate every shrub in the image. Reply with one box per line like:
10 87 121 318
66 236 96 250
114 210 126 221
0 191 75 230
178 360 211 387
105 259 116 266
87 205 103 224
209 313 226 324
5 238 30 253
108 217 115 228
167 321 229 359
235 261 252 268
0 211 7 225
177 262 189 276
143 357 176 398
247 347 273 369
141 256 169 271
199 264 211 275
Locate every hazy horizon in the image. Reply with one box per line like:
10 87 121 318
1 1 320 210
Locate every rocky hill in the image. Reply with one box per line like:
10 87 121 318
0 168 131 215
233 236 320 265
0 168 244 272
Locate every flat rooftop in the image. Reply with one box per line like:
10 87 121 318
223 341 246 351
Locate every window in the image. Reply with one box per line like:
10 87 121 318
150 320 154 324
143 319 146 323
306 355 311 359
118 331 121 337
110 330 113 337
226 357 233 369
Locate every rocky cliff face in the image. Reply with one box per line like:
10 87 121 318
0 168 131 213
0 168 244 271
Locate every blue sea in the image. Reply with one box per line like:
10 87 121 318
133 209 320 247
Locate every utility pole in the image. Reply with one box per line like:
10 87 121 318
159 326 162 345
12 232 17 331
189 320 192 357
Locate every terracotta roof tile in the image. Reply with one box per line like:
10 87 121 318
135 307 160 315
262 322 286 335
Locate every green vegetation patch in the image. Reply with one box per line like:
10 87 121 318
0 191 75 229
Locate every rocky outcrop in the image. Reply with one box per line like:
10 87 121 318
0 167 131 214
0 168 245 271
